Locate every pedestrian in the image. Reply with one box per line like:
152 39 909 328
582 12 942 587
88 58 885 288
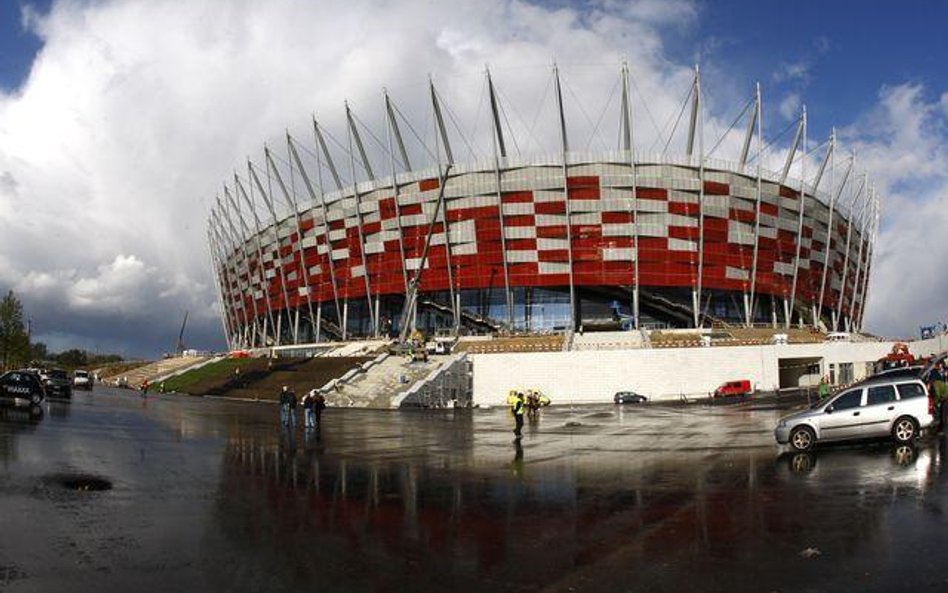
511 391 525 438
279 385 291 426
818 376 830 400
928 361 948 432
140 378 150 398
302 390 316 429
314 392 326 428
286 386 298 427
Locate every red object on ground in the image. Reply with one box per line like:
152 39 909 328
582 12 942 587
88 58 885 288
713 380 752 398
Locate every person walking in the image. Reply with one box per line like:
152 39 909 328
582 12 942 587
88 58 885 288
928 361 948 432
286 386 298 427
302 390 316 429
314 392 327 428
818 376 830 401
279 385 292 426
511 391 525 439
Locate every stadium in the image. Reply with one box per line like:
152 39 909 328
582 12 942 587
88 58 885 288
207 66 878 349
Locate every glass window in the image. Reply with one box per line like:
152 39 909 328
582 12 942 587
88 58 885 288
897 383 927 400
839 363 854 384
867 385 896 405
831 390 863 410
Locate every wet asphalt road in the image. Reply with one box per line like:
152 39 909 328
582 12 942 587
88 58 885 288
3 388 948 592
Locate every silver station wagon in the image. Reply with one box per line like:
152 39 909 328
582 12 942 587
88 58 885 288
775 376 934 451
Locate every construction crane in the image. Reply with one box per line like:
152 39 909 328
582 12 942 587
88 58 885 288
175 311 189 356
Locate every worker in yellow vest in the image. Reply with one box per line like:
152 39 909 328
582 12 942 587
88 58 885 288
511 391 525 438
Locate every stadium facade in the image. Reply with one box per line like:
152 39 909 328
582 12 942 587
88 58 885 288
207 67 879 349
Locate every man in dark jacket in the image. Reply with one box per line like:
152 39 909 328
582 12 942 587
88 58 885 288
279 385 297 426
314 392 327 428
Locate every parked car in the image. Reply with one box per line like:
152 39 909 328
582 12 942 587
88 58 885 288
774 376 934 452
0 370 46 412
614 391 648 404
43 368 72 399
73 369 93 391
713 380 752 398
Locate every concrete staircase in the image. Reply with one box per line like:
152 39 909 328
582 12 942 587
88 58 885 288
321 354 447 408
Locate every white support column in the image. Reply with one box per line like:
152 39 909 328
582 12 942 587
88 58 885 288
235 173 277 347
848 184 873 331
686 65 705 329
429 82 459 331
621 63 640 329
856 198 880 330
487 69 514 329
817 131 850 328
263 146 315 345
218 186 273 346
284 134 319 342
787 108 807 328
383 91 412 298
747 82 763 327
207 215 236 348
315 301 322 343
833 158 862 331
248 157 293 346
216 199 258 346
344 104 378 336
291 128 343 334
207 224 236 349
222 187 263 345
553 65 577 331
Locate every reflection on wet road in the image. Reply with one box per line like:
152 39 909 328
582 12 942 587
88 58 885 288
2 389 948 592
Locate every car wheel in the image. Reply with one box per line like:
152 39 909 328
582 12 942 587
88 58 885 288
30 393 41 406
789 426 815 452
892 416 918 444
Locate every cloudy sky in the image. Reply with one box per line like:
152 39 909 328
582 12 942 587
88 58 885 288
0 0 946 358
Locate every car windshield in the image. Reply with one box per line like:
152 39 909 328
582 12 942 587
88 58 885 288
49 370 67 379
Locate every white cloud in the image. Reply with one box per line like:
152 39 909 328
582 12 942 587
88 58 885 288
779 92 800 121
843 83 948 336
773 61 810 84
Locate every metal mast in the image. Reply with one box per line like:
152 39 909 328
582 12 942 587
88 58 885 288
486 69 515 329
222 184 263 346
383 90 412 297
206 224 235 349
344 103 378 336
848 184 873 331
312 117 347 338
686 64 705 328
248 155 294 345
621 62 640 329
553 64 577 331
429 80 459 333
746 82 763 327
214 198 251 347
235 172 277 347
785 107 806 327
208 212 241 348
266 139 319 342
835 171 867 330
816 133 852 328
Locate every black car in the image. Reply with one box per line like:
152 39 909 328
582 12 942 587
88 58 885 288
0 370 46 411
43 368 72 399
614 391 648 404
